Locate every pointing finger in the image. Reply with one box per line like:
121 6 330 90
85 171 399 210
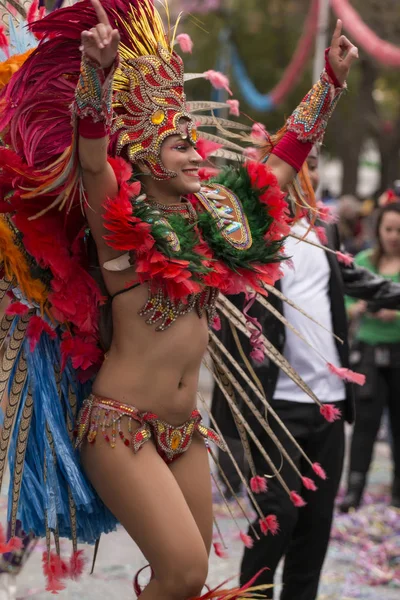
331 19 343 45
91 0 110 27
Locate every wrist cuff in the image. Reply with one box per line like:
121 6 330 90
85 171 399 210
271 131 312 172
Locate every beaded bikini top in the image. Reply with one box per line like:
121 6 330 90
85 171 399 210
104 183 253 331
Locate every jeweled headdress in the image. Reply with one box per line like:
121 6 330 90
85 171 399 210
111 2 197 179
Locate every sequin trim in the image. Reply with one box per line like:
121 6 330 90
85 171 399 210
75 394 225 463
73 53 118 130
286 69 346 143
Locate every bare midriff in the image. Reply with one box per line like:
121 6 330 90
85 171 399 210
92 280 210 426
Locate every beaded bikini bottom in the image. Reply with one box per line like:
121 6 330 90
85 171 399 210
75 394 225 464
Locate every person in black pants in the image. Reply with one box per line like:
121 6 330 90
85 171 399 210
212 148 400 600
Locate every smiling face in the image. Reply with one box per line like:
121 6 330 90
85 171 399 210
158 131 202 195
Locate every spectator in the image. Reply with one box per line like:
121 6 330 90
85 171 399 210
341 202 400 512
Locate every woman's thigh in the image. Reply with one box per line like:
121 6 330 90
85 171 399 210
168 435 213 554
80 434 209 579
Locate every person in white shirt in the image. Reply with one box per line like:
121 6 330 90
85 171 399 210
212 146 400 600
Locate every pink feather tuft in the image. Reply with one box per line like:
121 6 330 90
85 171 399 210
196 138 223 160
203 70 232 95
69 550 86 580
336 251 353 266
244 147 260 161
27 0 39 25
0 25 9 55
26 316 56 352
312 462 327 480
317 201 337 223
290 491 307 507
240 531 254 548
226 99 240 116
327 363 366 386
212 314 221 331
302 476 318 491
42 552 68 594
315 226 328 244
251 122 268 141
250 476 268 493
213 542 228 558
259 514 279 536
0 524 23 553
176 33 193 53
5 302 29 316
320 402 342 423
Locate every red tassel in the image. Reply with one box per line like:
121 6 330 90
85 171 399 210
302 476 318 491
213 542 228 559
0 524 23 553
69 550 86 580
320 403 342 423
312 462 327 480
42 552 68 594
259 514 279 536
327 363 366 386
250 475 267 493
290 491 306 507
239 531 254 548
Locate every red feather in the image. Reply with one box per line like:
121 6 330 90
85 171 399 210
69 550 86 580
26 316 56 352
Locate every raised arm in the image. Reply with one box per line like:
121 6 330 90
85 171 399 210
267 20 358 189
74 0 120 254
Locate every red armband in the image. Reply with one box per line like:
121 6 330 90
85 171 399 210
271 131 312 172
78 116 108 139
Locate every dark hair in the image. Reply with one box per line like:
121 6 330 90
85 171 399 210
370 202 400 269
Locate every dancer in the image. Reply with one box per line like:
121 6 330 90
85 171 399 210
0 0 357 596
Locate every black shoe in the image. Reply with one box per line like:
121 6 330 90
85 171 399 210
339 472 365 513
390 477 400 508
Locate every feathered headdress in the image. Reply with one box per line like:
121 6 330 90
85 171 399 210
112 1 197 178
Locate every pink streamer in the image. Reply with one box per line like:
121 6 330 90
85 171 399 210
331 0 400 68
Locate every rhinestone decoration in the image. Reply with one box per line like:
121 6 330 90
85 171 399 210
75 395 225 463
112 44 196 180
286 69 346 143
195 183 253 250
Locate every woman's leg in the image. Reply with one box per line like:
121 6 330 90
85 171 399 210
81 433 209 600
168 435 213 554
340 364 386 512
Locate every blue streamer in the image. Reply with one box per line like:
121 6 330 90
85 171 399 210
230 42 275 112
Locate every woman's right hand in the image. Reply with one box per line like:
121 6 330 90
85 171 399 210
348 300 367 320
80 0 120 69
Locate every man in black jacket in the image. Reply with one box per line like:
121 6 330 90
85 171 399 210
212 147 400 600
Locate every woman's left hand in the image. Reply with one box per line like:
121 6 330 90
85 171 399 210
328 20 358 86
373 309 398 323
